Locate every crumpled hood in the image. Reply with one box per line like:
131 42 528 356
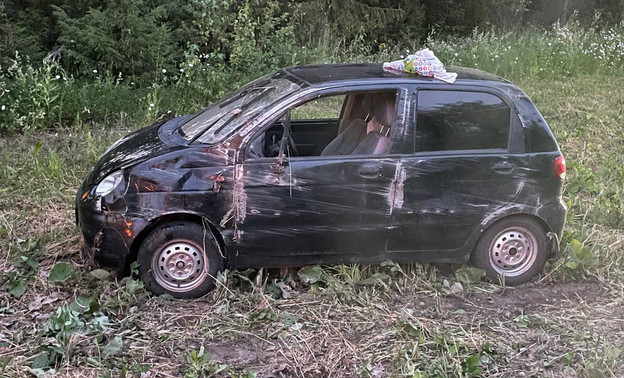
88 116 192 184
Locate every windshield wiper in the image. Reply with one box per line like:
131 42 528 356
188 87 275 144
186 108 241 145
240 87 274 111
209 87 274 136
218 79 272 109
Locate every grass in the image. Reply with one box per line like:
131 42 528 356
1 25 624 376
0 74 622 377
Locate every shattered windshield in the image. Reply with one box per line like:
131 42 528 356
179 73 302 144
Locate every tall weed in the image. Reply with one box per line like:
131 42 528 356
0 54 71 133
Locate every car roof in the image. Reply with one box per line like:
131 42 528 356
283 63 509 86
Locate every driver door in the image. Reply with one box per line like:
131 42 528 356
233 89 405 268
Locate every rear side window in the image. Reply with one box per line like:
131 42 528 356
416 90 510 151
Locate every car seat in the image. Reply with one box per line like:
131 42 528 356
320 94 375 156
351 92 395 155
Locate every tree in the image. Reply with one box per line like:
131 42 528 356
293 0 426 51
53 0 175 78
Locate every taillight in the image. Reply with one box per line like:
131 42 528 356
554 155 566 180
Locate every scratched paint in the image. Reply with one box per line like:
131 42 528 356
390 165 406 210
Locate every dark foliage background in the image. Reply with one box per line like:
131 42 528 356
0 0 622 133
1 0 622 79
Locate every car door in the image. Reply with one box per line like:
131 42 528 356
232 86 409 268
387 86 529 261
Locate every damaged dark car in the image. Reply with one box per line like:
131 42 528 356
76 63 567 298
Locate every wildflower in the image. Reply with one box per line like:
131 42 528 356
454 52 458 57
55 75 61 80
548 42 552 47
149 103 155 107
93 69 98 74
162 69 167 74
180 68 184 73
189 63 194 68
1 105 5 111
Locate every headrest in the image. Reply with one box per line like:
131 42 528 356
361 94 375 118
371 92 396 127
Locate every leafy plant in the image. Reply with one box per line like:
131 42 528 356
2 242 41 298
0 54 70 133
297 265 326 284
36 295 112 370
559 232 598 279
182 346 229 378
48 262 76 283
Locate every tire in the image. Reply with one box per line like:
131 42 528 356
472 216 548 286
138 221 223 299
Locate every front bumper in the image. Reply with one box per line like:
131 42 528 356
76 190 147 272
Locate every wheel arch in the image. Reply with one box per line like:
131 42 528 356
482 212 551 234
127 212 228 273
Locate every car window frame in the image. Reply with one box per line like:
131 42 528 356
407 84 524 156
239 84 410 163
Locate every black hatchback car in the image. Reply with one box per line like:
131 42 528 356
76 63 567 298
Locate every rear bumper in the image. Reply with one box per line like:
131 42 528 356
538 197 567 258
547 231 561 259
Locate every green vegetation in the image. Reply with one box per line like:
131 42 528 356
1 1 624 376
1 0 623 133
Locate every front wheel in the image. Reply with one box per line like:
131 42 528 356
472 217 548 286
138 222 223 299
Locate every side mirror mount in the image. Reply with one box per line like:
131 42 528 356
271 110 292 173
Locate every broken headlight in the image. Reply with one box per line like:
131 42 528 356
95 170 123 197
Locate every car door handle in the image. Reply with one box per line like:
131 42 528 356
492 162 516 173
358 163 383 178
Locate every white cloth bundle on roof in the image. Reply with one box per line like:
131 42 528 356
383 48 457 84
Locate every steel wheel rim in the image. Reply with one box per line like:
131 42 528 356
152 240 208 293
488 226 538 277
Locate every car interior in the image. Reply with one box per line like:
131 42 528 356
248 90 398 158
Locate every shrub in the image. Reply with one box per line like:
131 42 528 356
0 54 71 133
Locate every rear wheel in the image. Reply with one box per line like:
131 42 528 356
472 217 548 285
138 222 223 298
